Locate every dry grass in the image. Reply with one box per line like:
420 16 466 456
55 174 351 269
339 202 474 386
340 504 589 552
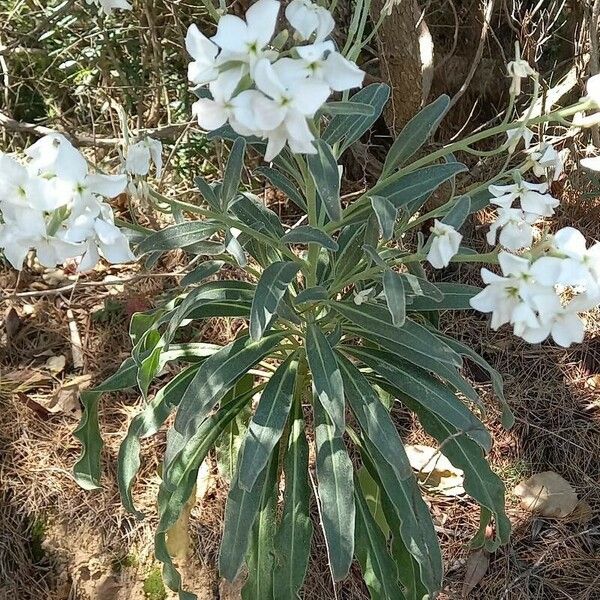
1 151 600 600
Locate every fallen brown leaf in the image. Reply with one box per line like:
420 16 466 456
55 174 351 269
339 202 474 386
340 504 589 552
462 549 490 597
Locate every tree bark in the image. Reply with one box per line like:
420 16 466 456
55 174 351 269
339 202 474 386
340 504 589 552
371 0 433 133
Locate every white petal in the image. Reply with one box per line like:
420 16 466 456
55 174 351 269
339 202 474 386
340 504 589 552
264 128 287 162
186 24 218 62
529 256 563 286
551 313 585 347
314 5 335 41
192 98 229 131
498 251 530 277
553 227 587 257
252 93 287 131
211 15 249 54
322 52 364 91
286 0 319 40
125 142 151 176
290 79 331 116
580 156 600 171
245 0 280 47
86 173 128 198
296 41 334 62
253 58 286 100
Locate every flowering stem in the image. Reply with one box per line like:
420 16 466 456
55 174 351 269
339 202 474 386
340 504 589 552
332 100 591 232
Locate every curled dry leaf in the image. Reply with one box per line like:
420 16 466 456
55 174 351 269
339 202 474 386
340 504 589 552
405 444 465 496
27 374 92 420
461 548 490 597
513 471 578 518
4 307 22 338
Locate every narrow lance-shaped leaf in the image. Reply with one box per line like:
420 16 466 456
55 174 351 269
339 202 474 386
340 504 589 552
273 396 313 599
219 440 275 581
371 195 397 240
329 301 462 367
156 388 255 599
321 100 376 116
313 399 355 581
347 345 492 452
434 331 514 428
354 480 407 600
237 353 299 491
173 332 286 444
442 195 471 230
215 374 254 482
118 364 201 516
376 380 510 551
306 322 345 435
255 165 307 211
281 225 339 251
250 261 300 341
73 357 139 490
360 434 443 595
307 140 342 222
241 444 280 599
383 269 406 327
382 94 450 175
322 83 390 150
221 137 246 209
136 221 220 255
180 260 225 287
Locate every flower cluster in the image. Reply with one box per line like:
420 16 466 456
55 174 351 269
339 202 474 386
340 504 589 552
470 230 600 347
185 0 364 161
0 134 135 271
487 176 559 251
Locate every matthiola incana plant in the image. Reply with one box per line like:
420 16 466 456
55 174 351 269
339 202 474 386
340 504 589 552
2 2 600 598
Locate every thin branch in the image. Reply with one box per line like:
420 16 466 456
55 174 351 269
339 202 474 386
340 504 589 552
448 0 495 109
0 110 196 147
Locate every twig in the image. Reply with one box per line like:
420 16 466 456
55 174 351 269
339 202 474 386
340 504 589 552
66 308 85 371
448 0 495 109
0 271 184 302
0 110 196 147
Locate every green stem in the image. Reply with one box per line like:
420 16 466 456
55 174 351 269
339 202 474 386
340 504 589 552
148 188 307 269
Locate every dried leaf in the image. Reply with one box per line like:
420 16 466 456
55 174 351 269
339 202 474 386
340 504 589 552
27 374 92 419
4 307 21 338
45 355 67 374
513 471 578 518
405 444 465 496
461 549 489 597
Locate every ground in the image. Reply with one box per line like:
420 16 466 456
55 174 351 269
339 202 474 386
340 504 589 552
1 188 599 600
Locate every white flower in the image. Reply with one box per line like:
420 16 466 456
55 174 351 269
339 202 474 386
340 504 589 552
489 179 559 218
486 207 537 251
295 42 364 91
507 58 535 95
527 143 566 180
506 126 534 153
470 252 561 332
353 287 374 305
186 24 220 86
25 133 88 182
551 227 600 293
252 57 331 129
426 220 462 269
192 67 256 132
125 137 163 178
86 0 132 16
0 134 135 272
585 74 600 108
286 0 335 42
211 0 280 71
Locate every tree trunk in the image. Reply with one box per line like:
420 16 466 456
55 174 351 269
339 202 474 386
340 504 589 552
371 0 433 133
